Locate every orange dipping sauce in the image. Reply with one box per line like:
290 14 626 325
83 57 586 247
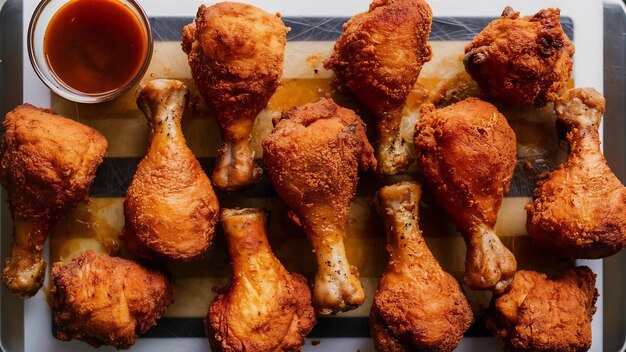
43 0 148 94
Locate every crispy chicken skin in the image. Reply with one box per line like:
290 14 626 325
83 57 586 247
123 79 219 261
372 182 473 352
414 98 517 292
182 2 289 190
324 0 432 175
486 267 598 352
207 208 315 352
0 104 107 298
527 88 626 258
50 250 174 349
262 98 376 314
464 7 574 107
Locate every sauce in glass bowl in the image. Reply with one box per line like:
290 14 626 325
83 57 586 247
43 0 148 94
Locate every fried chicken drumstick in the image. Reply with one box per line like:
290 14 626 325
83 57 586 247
464 7 574 106
50 250 174 349
0 105 107 298
414 98 517 292
486 267 598 352
207 208 315 352
527 88 626 258
123 79 219 261
262 98 376 314
324 0 432 175
372 182 473 352
182 2 289 190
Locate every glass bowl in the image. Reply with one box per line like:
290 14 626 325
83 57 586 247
28 0 153 104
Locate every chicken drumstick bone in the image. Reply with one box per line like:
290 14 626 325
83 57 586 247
123 79 219 261
0 105 107 298
414 98 517 292
324 0 433 175
207 208 315 352
263 98 376 314
371 182 473 352
182 2 289 190
527 88 626 258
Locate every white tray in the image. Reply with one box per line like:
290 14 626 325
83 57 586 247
0 0 608 351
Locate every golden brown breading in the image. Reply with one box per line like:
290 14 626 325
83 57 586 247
50 250 174 349
464 7 574 106
324 0 432 175
325 0 432 115
0 104 107 297
207 208 315 352
122 79 219 261
486 267 598 352
414 98 517 291
371 182 473 352
526 88 626 258
262 98 376 314
182 2 288 190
